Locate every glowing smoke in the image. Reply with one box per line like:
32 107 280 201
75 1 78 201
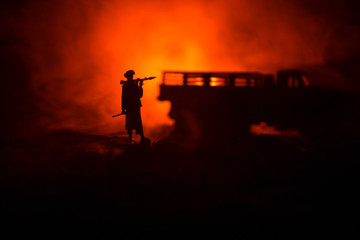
1 0 359 140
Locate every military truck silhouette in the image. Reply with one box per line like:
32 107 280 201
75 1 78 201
159 70 309 88
158 70 347 146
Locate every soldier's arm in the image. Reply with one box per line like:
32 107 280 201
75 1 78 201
138 86 143 98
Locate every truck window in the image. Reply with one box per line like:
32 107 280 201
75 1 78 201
210 77 226 87
187 77 204 86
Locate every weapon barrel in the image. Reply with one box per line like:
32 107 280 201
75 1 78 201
112 113 125 118
120 76 156 84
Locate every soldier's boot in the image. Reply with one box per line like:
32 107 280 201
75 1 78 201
140 135 151 146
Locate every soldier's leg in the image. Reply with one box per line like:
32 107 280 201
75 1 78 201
139 129 144 138
139 129 151 145
127 130 132 143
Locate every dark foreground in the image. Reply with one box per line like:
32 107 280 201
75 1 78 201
1 130 360 229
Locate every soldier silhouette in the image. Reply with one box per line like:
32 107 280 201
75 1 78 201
121 70 150 145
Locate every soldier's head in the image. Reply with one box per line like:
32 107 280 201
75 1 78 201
124 70 135 81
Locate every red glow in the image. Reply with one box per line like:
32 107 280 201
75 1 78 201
17 0 332 138
249 122 300 137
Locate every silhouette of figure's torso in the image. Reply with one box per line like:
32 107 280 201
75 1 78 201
122 82 143 109
122 81 143 134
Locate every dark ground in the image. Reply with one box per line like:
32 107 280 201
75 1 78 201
1 129 359 230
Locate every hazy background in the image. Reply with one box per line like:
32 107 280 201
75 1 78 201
1 0 359 141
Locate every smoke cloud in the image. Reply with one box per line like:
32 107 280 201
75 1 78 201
1 0 359 140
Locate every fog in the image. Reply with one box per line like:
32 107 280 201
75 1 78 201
1 0 359 140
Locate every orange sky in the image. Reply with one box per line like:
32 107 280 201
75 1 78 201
8 0 348 139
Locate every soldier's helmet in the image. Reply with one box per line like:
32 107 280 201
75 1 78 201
124 70 135 79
